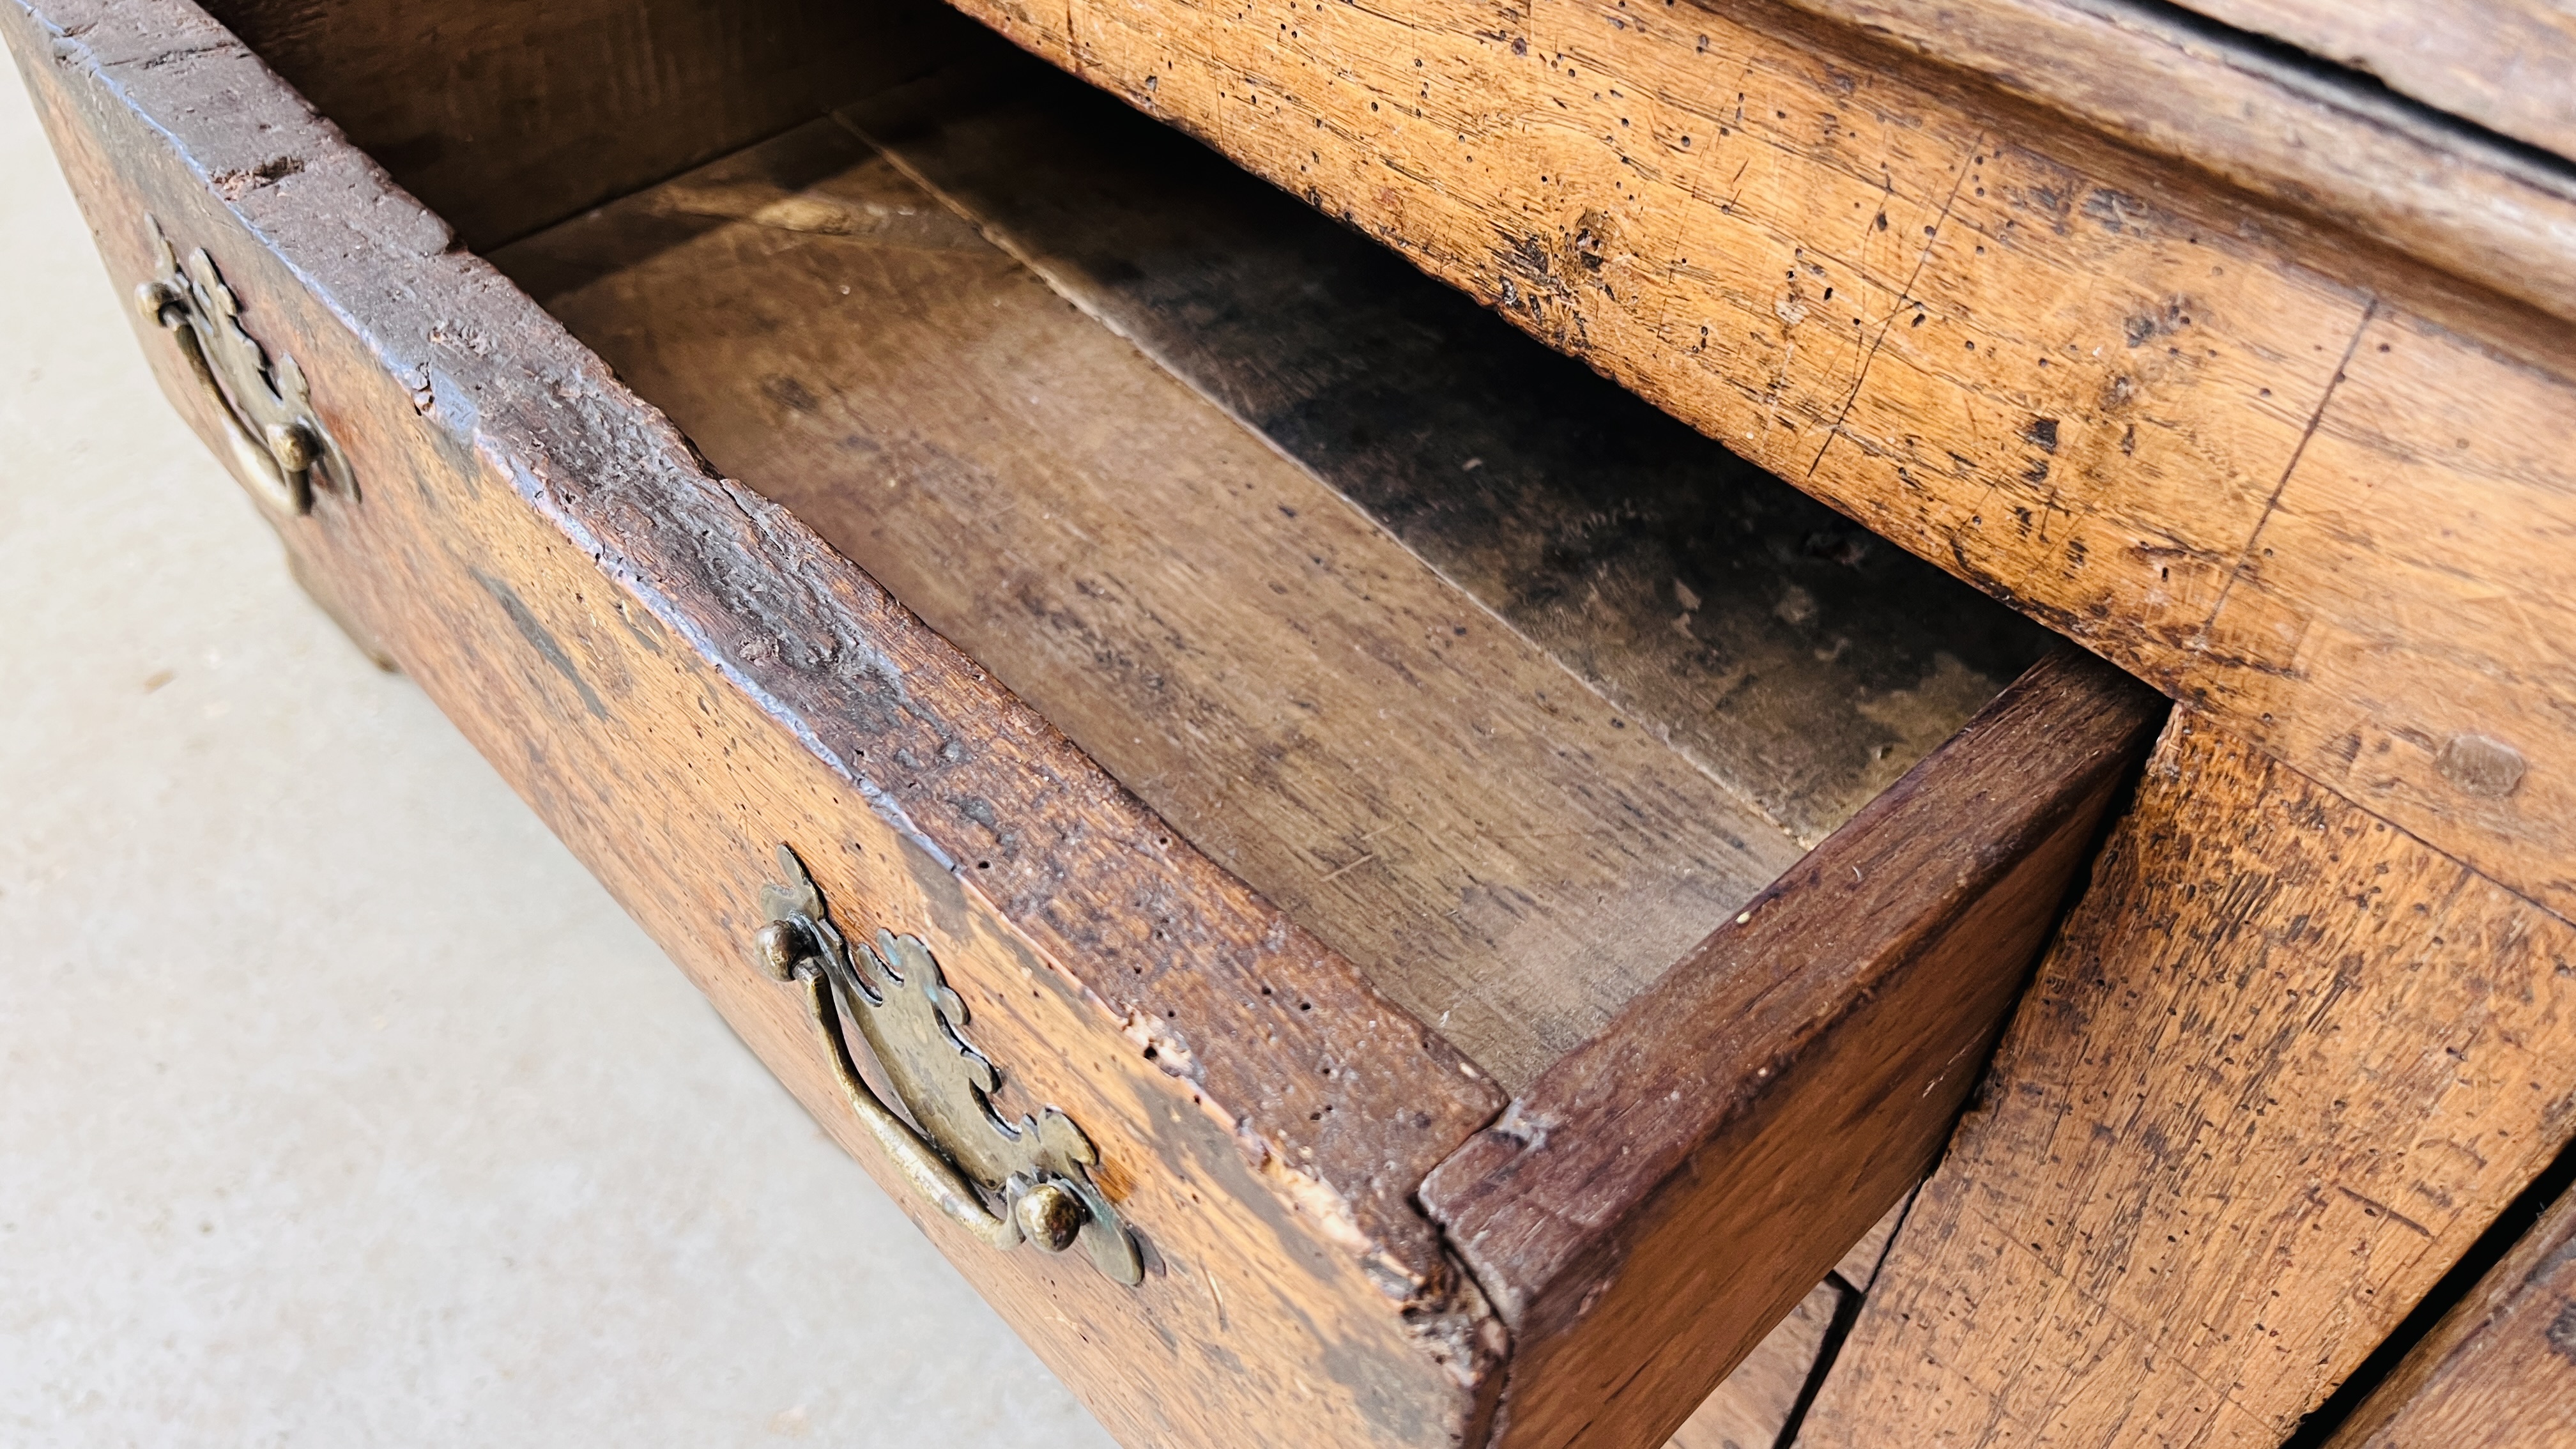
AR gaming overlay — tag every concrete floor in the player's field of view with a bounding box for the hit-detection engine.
[0,56,1112,1449]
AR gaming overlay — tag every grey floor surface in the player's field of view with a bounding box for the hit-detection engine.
[0,52,1116,1449]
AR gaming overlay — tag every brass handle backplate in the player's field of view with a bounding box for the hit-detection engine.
[756,846,1142,1287]
[134,216,352,516]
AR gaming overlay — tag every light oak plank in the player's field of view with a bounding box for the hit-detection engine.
[2326,1177,2576,1448]
[2172,0,2576,163]
[1800,712,2576,1448]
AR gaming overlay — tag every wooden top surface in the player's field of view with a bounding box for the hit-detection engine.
[1762,0,2576,328]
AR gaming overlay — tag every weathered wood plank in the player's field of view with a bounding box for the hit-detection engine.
[944,0,2576,927]
[831,56,2055,850]
[2194,309,2576,923]
[2168,0,2576,163]
[3,6,1510,1446]
[491,117,1809,1092]
[2326,1178,2576,1448]
[1767,0,2576,325]
[200,0,979,250]
[1799,712,2576,1448]
[1422,647,2164,1449]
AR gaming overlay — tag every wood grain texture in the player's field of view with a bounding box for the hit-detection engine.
[944,0,2576,928]
[1663,1192,1906,1449]
[830,55,2055,850]
[2,6,1512,1446]
[1667,1278,1843,1449]
[198,0,980,251]
[491,117,1805,1092]
[1767,0,2576,324]
[1800,711,2576,1449]
[2192,309,2576,927]
[2326,1181,2576,1448]
[2169,0,2576,164]
[1422,647,2165,1449]
[490,66,2052,1087]
[1832,1190,1913,1293]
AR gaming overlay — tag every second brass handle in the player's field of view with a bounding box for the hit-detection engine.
[758,914,1091,1254]
[134,216,349,516]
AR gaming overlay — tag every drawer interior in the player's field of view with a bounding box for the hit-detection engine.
[231,3,2053,1092]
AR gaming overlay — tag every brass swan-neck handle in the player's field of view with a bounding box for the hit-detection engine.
[133,217,351,516]
[755,846,1142,1287]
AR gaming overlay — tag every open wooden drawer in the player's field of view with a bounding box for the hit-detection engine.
[4,0,2165,1444]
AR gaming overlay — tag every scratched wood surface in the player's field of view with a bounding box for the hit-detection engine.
[944,0,2576,932]
[1799,712,2576,1448]
[491,85,2053,1085]
[1423,648,2164,1449]
[1,6,1516,1446]
[2324,1179,2576,1448]
[2166,0,2576,162]
[829,57,2054,850]
[10,1,2172,1444]
[1764,0,2576,325]
[494,118,1797,1092]
[469,38,2116,1440]
[58,0,2576,1444]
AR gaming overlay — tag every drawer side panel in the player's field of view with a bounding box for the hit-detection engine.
[1423,647,2164,1449]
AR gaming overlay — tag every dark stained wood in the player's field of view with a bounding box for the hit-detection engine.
[1664,1194,1910,1449]
[942,0,2576,930]
[1,5,1512,1446]
[831,57,2055,849]
[1421,647,2165,1449]
[2326,1180,2576,1448]
[2168,0,2576,164]
[1800,713,2576,1449]
[1659,1186,1906,1443]
[1668,1278,1844,1449]
[1830,1190,1913,1294]
[199,0,981,250]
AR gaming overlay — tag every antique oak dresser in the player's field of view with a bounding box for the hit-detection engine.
[9,0,2571,1444]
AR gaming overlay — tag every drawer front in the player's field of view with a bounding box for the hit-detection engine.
[1,5,1508,1448]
